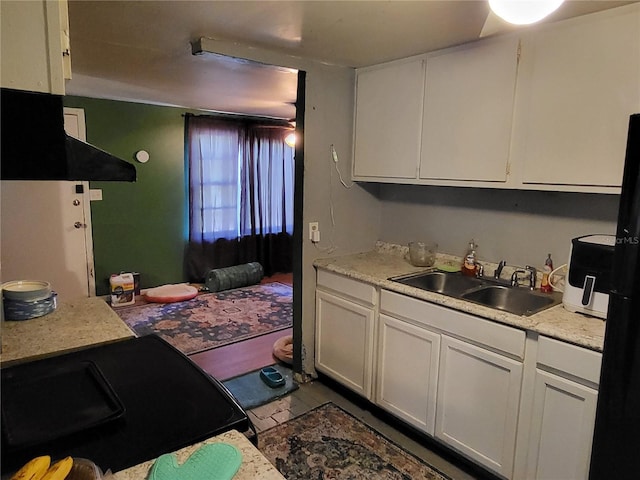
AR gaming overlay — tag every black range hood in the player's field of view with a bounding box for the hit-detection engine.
[1,88,136,182]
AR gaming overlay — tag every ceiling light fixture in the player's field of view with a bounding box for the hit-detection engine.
[488,0,564,25]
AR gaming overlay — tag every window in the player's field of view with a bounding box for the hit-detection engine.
[186,115,294,243]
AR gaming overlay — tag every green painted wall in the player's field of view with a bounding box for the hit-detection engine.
[63,96,191,295]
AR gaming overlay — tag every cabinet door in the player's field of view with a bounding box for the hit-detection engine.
[315,290,375,399]
[353,57,425,180]
[526,369,598,480]
[512,5,640,190]
[436,335,522,478]
[376,314,440,435]
[419,36,519,182]
[0,0,68,94]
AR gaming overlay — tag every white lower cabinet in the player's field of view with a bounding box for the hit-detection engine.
[525,370,597,480]
[315,271,377,399]
[436,335,523,478]
[376,313,440,434]
[315,274,602,479]
[378,289,525,478]
[523,336,601,480]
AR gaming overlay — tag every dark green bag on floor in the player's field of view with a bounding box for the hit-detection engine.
[205,262,264,292]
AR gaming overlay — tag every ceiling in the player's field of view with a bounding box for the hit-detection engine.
[66,0,634,119]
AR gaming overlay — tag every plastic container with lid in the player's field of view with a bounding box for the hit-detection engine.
[110,273,135,307]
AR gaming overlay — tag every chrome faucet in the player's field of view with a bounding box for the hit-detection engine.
[525,265,537,290]
[510,269,527,287]
[511,266,537,289]
[494,260,507,279]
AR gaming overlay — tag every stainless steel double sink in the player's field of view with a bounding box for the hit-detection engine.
[391,270,562,316]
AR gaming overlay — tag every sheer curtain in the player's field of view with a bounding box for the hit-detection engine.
[185,115,294,281]
[188,117,241,243]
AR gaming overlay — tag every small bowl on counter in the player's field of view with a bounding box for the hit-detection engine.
[2,280,57,321]
[2,280,52,302]
[3,293,57,321]
[407,241,438,267]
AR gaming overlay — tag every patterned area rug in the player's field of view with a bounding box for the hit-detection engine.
[115,282,292,355]
[258,402,451,480]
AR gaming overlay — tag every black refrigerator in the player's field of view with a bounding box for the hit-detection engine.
[589,113,640,479]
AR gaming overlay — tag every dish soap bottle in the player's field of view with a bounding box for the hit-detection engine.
[461,240,478,277]
[540,254,554,293]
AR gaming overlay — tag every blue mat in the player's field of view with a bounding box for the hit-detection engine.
[222,364,298,410]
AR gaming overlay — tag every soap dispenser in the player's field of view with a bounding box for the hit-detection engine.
[540,254,554,293]
[461,240,478,277]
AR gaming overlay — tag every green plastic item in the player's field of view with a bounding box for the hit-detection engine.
[149,443,242,480]
[435,263,461,273]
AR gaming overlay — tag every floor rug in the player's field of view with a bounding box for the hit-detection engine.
[223,363,298,410]
[258,402,451,480]
[115,282,292,355]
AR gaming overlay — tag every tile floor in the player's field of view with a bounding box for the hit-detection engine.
[247,378,486,480]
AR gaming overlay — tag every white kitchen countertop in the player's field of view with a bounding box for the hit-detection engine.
[1,296,135,366]
[111,430,284,480]
[313,242,605,352]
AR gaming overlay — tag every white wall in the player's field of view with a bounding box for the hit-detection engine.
[300,65,381,375]
[377,184,619,271]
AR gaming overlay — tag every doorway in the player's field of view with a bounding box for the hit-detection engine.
[188,70,306,381]
[0,108,96,301]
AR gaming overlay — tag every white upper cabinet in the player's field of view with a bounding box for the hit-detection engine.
[351,3,639,193]
[420,36,519,183]
[1,0,71,95]
[511,4,640,192]
[353,57,425,180]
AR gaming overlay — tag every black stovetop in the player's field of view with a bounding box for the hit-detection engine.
[1,335,248,474]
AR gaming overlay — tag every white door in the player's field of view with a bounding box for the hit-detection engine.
[435,335,523,478]
[376,313,440,435]
[526,369,598,480]
[419,36,519,182]
[353,57,425,179]
[315,289,375,399]
[0,108,95,300]
[512,5,640,188]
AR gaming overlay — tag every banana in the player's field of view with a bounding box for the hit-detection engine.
[10,456,51,480]
[41,457,73,480]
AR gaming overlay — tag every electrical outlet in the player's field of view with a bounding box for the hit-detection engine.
[309,222,319,241]
[89,189,103,201]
